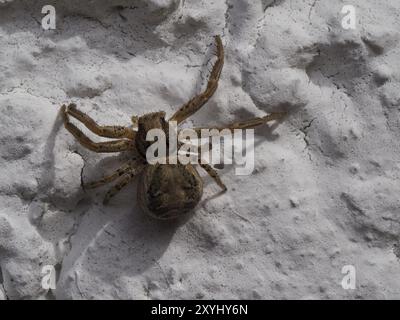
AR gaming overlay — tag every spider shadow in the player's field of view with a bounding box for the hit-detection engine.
[80,152,132,189]
[199,107,287,198]
[29,109,94,244]
[33,109,176,287]
[233,107,284,142]
[63,153,191,285]
[38,109,64,196]
[198,108,286,190]
[57,179,191,296]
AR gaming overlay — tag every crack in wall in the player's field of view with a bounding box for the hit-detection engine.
[308,0,319,23]
[223,0,232,38]
[70,149,86,189]
[263,0,280,12]
[299,117,317,161]
[254,0,283,50]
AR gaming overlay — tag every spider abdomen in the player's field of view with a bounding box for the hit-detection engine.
[138,163,203,220]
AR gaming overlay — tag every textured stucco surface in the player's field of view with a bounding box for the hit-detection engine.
[0,0,400,299]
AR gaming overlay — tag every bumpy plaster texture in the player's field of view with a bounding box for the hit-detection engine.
[0,0,400,299]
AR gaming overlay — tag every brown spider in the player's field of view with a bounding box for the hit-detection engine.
[61,36,285,220]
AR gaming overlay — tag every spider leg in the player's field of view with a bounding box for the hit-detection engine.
[169,35,224,124]
[193,112,287,135]
[62,105,134,153]
[84,159,141,189]
[64,103,136,139]
[199,161,227,192]
[103,166,144,204]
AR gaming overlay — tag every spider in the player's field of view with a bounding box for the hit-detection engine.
[61,36,285,220]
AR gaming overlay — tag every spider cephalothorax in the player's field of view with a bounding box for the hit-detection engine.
[61,36,285,219]
[136,111,168,157]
